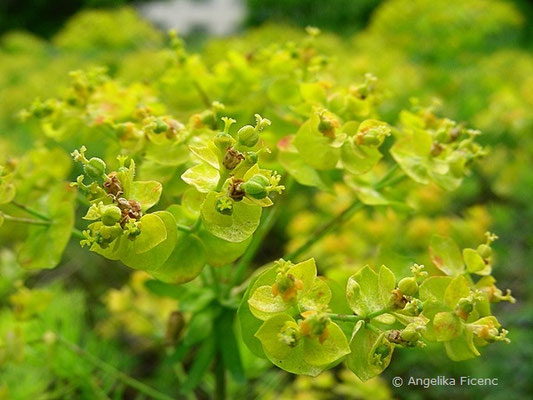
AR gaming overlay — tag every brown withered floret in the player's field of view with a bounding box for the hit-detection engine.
[165,311,185,347]
[117,197,142,226]
[391,289,409,310]
[430,142,444,157]
[223,147,245,170]
[386,329,403,344]
[228,178,245,201]
[450,127,461,141]
[103,172,123,197]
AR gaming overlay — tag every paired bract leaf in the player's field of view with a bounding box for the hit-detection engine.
[433,311,463,341]
[463,248,491,275]
[18,184,76,270]
[345,320,394,381]
[341,141,382,175]
[293,114,339,170]
[255,314,322,376]
[419,276,453,340]
[197,228,251,267]
[129,181,163,211]
[444,275,470,309]
[299,279,332,311]
[119,211,178,272]
[429,235,465,276]
[181,163,219,193]
[201,191,261,242]
[150,231,206,283]
[247,258,318,320]
[189,145,220,170]
[238,266,279,358]
[129,213,167,254]
[340,119,389,176]
[302,321,350,366]
[346,265,395,317]
[255,314,349,376]
[248,286,293,320]
[278,136,330,190]
[444,325,480,361]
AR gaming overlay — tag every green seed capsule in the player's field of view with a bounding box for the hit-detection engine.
[435,129,449,143]
[101,205,122,226]
[242,174,270,199]
[400,324,421,342]
[153,119,169,134]
[318,119,335,138]
[361,135,381,146]
[246,151,258,164]
[237,125,259,147]
[84,157,106,179]
[200,110,216,128]
[398,277,418,296]
[477,244,492,259]
[457,298,474,314]
[214,132,235,151]
[99,224,122,241]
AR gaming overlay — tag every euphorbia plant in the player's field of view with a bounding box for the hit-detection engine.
[0,27,514,399]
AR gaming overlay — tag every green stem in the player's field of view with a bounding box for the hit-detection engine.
[177,224,193,233]
[365,322,382,334]
[0,337,44,350]
[231,177,294,287]
[374,164,399,189]
[329,314,363,323]
[329,308,389,324]
[208,265,221,297]
[284,166,405,261]
[216,169,229,192]
[12,201,51,221]
[1,212,51,226]
[57,335,174,400]
[192,80,212,109]
[192,217,202,233]
[72,228,85,240]
[285,201,364,261]
[77,193,91,207]
[375,172,407,190]
[214,354,226,400]
[367,308,390,319]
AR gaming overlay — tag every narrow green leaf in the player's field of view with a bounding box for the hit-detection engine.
[180,337,216,393]
[217,310,245,383]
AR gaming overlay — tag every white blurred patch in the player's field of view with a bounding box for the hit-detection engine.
[138,0,245,36]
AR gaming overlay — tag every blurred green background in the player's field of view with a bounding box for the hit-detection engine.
[1,0,532,399]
